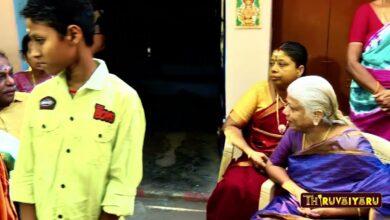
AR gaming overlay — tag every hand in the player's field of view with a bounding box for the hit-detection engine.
[99,211,119,220]
[305,208,341,218]
[294,188,308,207]
[374,90,390,110]
[248,151,268,168]
[297,207,321,218]
[296,191,333,218]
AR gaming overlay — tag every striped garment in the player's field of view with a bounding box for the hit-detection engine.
[350,22,390,140]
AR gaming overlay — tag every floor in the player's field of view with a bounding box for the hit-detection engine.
[136,85,223,208]
[127,197,206,220]
[140,130,221,197]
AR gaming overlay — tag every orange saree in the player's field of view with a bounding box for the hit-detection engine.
[0,155,18,220]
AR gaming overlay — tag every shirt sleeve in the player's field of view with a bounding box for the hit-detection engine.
[101,92,146,216]
[230,81,267,124]
[356,136,375,154]
[270,129,297,168]
[349,4,370,43]
[9,94,36,204]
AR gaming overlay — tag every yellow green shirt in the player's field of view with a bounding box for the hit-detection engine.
[230,80,273,124]
[10,60,146,219]
[0,92,29,139]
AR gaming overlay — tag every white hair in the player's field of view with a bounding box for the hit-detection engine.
[287,75,351,125]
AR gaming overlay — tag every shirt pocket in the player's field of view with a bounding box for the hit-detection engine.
[30,113,62,136]
[30,113,63,178]
[87,124,116,167]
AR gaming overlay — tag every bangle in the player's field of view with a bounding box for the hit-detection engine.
[357,208,361,218]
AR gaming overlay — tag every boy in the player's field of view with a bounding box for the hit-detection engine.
[10,0,146,219]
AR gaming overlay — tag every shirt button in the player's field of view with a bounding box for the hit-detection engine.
[70,116,74,121]
[58,214,63,219]
[66,149,71,153]
[61,184,65,188]
[42,124,46,129]
[98,134,102,138]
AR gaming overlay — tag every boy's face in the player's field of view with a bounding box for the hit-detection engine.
[26,18,76,75]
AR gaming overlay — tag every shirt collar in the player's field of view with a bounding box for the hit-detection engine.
[14,92,28,102]
[56,58,109,91]
[81,59,109,91]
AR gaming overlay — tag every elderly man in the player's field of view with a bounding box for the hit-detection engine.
[0,52,22,220]
[0,51,28,139]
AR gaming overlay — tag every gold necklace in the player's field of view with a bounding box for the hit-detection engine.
[30,72,36,86]
[302,125,332,150]
[276,93,287,134]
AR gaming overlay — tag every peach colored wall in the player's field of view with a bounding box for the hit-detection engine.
[0,0,22,72]
[225,0,272,115]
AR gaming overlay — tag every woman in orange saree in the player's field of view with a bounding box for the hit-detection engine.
[207,41,307,220]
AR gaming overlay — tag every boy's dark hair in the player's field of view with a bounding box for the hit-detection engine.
[278,41,308,73]
[21,0,95,46]
[21,34,30,56]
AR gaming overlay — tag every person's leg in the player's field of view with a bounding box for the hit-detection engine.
[207,165,267,220]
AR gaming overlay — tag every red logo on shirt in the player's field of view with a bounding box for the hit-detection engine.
[93,104,115,124]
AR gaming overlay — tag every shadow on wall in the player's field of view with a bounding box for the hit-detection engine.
[307,56,351,115]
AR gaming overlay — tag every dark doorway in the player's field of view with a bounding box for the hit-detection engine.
[98,0,224,133]
[94,0,224,198]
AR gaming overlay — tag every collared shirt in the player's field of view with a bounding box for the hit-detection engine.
[10,59,146,219]
[0,92,29,139]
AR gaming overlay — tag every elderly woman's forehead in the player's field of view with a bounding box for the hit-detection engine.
[0,58,12,73]
[0,64,12,73]
[0,56,9,62]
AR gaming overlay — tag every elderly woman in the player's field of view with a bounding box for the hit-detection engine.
[252,76,390,220]
[207,41,307,220]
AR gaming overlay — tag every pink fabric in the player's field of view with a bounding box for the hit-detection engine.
[350,108,390,140]
[349,3,383,46]
[367,68,390,88]
[13,71,52,93]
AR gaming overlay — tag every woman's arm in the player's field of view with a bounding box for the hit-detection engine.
[223,115,268,168]
[265,160,307,199]
[306,207,369,218]
[346,43,385,94]
[266,161,369,218]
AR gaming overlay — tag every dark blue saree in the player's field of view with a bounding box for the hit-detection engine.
[252,129,390,219]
